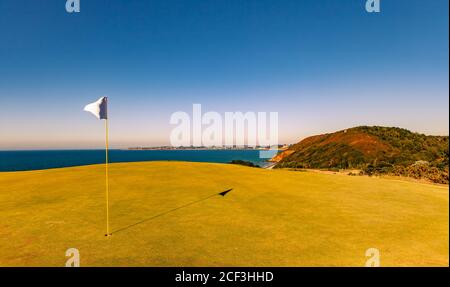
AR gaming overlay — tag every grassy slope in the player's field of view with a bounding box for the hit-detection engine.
[0,161,448,266]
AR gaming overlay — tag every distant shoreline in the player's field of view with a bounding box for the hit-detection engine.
[127,147,284,151]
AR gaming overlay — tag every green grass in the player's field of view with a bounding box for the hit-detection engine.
[0,161,448,266]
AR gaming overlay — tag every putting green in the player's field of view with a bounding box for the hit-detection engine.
[0,161,448,266]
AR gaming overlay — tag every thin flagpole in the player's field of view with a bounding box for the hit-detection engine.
[105,119,110,237]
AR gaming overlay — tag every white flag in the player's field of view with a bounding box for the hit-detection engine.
[84,97,108,119]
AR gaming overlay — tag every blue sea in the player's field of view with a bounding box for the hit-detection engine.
[0,150,269,172]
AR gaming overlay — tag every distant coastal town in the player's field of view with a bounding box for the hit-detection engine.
[128,145,290,151]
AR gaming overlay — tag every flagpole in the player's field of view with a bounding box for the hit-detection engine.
[105,118,110,237]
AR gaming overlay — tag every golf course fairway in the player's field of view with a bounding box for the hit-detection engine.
[0,161,448,266]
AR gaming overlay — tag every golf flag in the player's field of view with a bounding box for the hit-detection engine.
[84,97,108,119]
[84,96,111,237]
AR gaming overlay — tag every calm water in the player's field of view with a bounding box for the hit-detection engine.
[0,150,268,172]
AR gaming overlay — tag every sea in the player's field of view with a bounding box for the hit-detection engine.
[0,150,270,172]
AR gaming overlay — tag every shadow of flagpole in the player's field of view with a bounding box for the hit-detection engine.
[111,188,233,235]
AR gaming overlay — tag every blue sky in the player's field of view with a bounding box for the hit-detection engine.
[0,0,448,149]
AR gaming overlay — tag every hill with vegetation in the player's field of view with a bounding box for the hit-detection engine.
[274,126,449,184]
[229,160,260,168]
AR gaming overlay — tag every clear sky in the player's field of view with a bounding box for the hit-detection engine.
[0,0,448,149]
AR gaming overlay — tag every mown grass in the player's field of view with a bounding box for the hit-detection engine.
[0,161,448,266]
